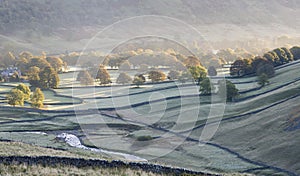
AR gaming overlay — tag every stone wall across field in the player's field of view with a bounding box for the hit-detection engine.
[0,156,218,176]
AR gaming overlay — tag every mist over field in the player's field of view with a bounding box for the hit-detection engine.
[1,0,300,53]
[1,1,300,176]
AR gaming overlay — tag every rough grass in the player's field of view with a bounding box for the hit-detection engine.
[0,142,250,176]
[0,163,166,176]
[0,141,109,160]
[0,163,252,176]
[0,141,254,176]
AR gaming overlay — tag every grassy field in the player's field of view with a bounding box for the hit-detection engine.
[0,142,185,176]
[0,61,300,175]
[212,97,300,175]
[0,164,164,176]
[0,142,254,176]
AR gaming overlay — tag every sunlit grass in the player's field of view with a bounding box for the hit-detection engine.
[0,141,108,160]
[0,163,165,176]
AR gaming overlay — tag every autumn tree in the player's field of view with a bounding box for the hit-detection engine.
[268,51,281,66]
[184,56,201,67]
[281,47,293,62]
[263,52,276,64]
[230,59,244,76]
[199,77,215,95]
[16,57,29,74]
[116,72,132,85]
[290,46,300,60]
[15,83,31,100]
[257,73,269,87]
[188,66,207,83]
[77,70,94,86]
[96,65,111,85]
[19,51,33,60]
[242,58,254,75]
[218,80,239,102]
[39,66,60,89]
[148,70,166,82]
[230,59,250,76]
[251,56,269,73]
[273,48,289,64]
[7,88,25,107]
[27,58,51,71]
[133,74,146,88]
[30,88,44,108]
[256,62,275,77]
[46,57,64,72]
[27,66,40,87]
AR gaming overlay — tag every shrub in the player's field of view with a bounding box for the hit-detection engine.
[136,136,153,141]
[148,70,166,82]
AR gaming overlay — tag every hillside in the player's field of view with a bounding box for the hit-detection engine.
[0,0,300,54]
[0,2,300,175]
[1,0,300,32]
[1,0,300,39]
[212,96,300,174]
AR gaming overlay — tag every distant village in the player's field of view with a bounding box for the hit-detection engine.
[0,67,21,82]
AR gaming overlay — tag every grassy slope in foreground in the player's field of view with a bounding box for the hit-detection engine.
[0,141,253,176]
[0,141,189,176]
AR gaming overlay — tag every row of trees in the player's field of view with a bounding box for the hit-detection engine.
[28,66,60,89]
[60,48,226,73]
[0,51,66,74]
[76,63,208,86]
[230,46,300,88]
[76,68,166,87]
[6,84,44,108]
[77,56,238,101]
[0,51,62,89]
[230,46,300,78]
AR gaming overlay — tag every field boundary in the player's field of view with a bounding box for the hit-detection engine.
[0,156,217,176]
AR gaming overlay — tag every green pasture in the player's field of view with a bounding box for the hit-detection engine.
[0,61,300,175]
